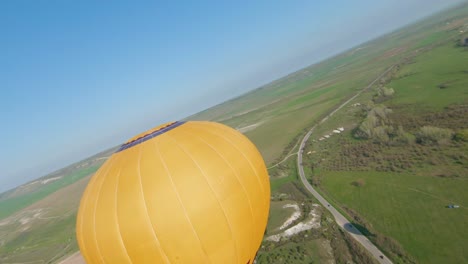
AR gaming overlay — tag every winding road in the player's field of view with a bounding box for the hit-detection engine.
[296,66,395,264]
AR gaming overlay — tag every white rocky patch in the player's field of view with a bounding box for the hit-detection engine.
[266,204,321,242]
[19,217,31,225]
[41,177,62,184]
[236,122,263,133]
[279,204,301,230]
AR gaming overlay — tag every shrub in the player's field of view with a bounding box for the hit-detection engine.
[393,125,416,145]
[354,104,393,142]
[437,83,448,89]
[373,126,391,144]
[351,178,365,187]
[374,86,395,102]
[380,86,395,97]
[370,105,392,124]
[416,126,454,145]
[363,100,375,112]
[310,175,321,187]
[354,114,378,139]
[454,129,468,142]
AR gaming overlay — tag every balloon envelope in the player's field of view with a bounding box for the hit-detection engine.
[76,121,270,263]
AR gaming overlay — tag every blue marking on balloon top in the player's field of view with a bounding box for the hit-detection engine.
[116,121,186,152]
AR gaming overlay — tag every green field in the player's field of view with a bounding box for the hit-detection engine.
[0,165,101,220]
[267,200,299,234]
[189,4,468,263]
[256,239,335,264]
[0,149,113,263]
[389,45,468,111]
[321,171,468,264]
[187,34,396,165]
[301,8,468,263]
[187,3,468,166]
[269,159,300,192]
[0,174,92,263]
[0,213,78,263]
[0,147,116,222]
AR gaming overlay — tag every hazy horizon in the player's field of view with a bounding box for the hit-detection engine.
[1,0,465,193]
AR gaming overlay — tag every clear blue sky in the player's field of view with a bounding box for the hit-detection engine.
[0,0,464,192]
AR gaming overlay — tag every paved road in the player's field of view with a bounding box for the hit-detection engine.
[296,67,395,264]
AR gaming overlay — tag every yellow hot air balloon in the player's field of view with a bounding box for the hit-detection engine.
[76,121,270,264]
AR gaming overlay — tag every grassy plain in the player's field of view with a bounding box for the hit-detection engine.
[0,148,113,263]
[256,239,335,264]
[188,3,468,264]
[321,171,468,264]
[389,45,468,111]
[302,6,468,263]
[187,34,400,165]
[0,175,91,263]
[0,146,116,222]
[267,200,299,233]
[269,159,299,192]
[187,4,468,165]
[0,165,100,220]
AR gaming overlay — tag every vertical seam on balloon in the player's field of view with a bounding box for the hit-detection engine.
[193,122,269,259]
[92,157,117,264]
[153,139,211,263]
[165,133,239,264]
[179,127,255,260]
[195,123,267,200]
[78,171,102,261]
[113,167,133,263]
[136,146,171,263]
[207,122,267,197]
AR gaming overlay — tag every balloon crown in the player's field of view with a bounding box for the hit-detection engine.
[117,121,185,152]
